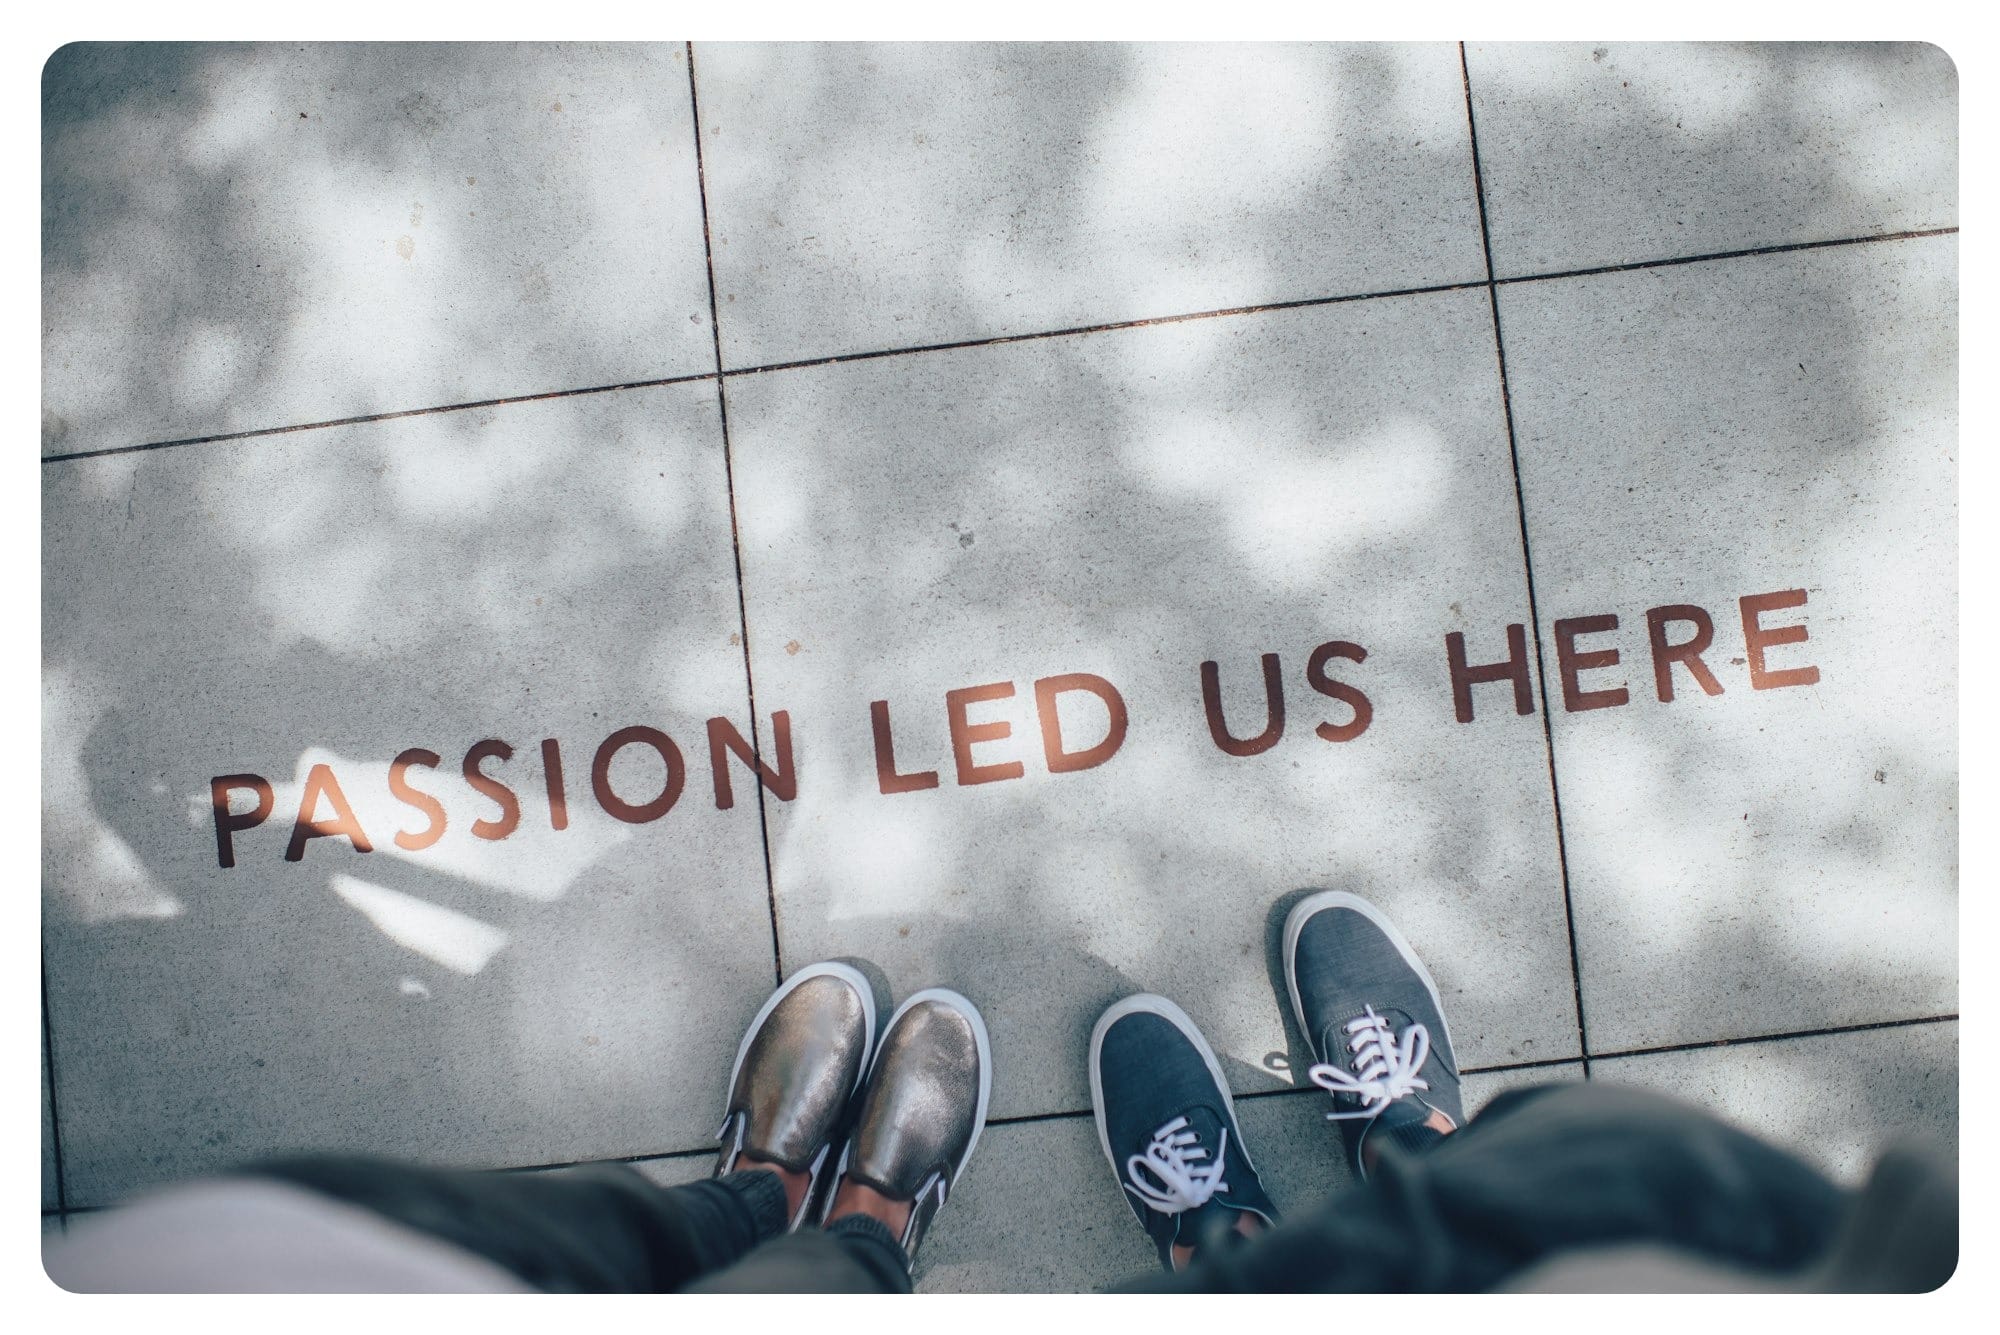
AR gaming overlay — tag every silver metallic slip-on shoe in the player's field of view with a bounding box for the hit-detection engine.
[824,987,991,1265]
[716,961,877,1229]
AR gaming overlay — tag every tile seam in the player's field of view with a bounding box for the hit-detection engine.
[62,1013,1952,1199]
[714,279,1491,379]
[41,948,69,1215]
[1459,40,1594,1077]
[39,371,719,464]
[969,1012,1961,1133]
[1588,1012,1959,1064]
[685,43,786,991]
[1491,226,1958,288]
[40,231,1955,467]
[499,1143,720,1175]
[716,231,1956,379]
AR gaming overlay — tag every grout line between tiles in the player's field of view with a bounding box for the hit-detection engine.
[1491,227,1958,288]
[41,950,69,1215]
[61,1013,1951,1198]
[971,1013,1960,1132]
[491,1054,1606,1172]
[685,41,785,991]
[39,230,1955,468]
[713,280,1491,379]
[1587,1013,1958,1064]
[501,1142,719,1176]
[39,371,718,464]
[710,229,1957,381]
[977,1057,1589,1131]
[1459,42,1593,1077]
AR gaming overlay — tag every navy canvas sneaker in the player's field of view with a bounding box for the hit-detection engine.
[1283,890,1464,1179]
[1090,994,1278,1271]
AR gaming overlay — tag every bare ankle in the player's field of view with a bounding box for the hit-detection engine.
[1360,1109,1458,1175]
[1169,1211,1266,1270]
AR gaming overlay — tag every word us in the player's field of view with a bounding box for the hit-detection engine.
[209,587,1817,868]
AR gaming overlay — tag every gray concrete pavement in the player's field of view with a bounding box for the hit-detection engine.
[42,41,1956,1290]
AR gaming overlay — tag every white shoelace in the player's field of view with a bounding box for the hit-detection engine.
[1124,1115,1229,1214]
[1308,1005,1431,1121]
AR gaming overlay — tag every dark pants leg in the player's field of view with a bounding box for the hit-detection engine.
[1121,1081,1848,1293]
[686,1216,913,1294]
[254,1155,902,1292]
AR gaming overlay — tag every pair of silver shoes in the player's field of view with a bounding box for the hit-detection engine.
[714,963,991,1265]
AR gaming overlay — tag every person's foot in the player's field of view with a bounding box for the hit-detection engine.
[1283,890,1464,1179]
[716,961,877,1229]
[822,988,991,1266]
[1090,994,1278,1271]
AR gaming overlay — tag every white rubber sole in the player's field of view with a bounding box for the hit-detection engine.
[1088,992,1257,1180]
[723,960,879,1120]
[1282,890,1455,1060]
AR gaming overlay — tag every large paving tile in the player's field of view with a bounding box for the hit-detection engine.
[43,42,715,457]
[924,1064,1581,1292]
[729,289,1581,1124]
[1595,1021,1957,1184]
[695,42,1486,368]
[1500,237,1956,1051]
[920,1115,1156,1292]
[1465,42,1957,277]
[42,384,775,1206]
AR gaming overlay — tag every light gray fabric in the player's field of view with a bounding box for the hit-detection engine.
[44,1179,530,1293]
[1503,1244,1783,1293]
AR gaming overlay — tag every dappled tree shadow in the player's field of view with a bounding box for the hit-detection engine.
[42,43,1954,1288]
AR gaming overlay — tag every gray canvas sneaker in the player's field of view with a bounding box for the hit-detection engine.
[716,961,877,1229]
[1090,993,1279,1270]
[1283,890,1464,1179]
[823,988,991,1266]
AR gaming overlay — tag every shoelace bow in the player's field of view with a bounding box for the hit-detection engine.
[1124,1115,1229,1214]
[1307,1005,1431,1121]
